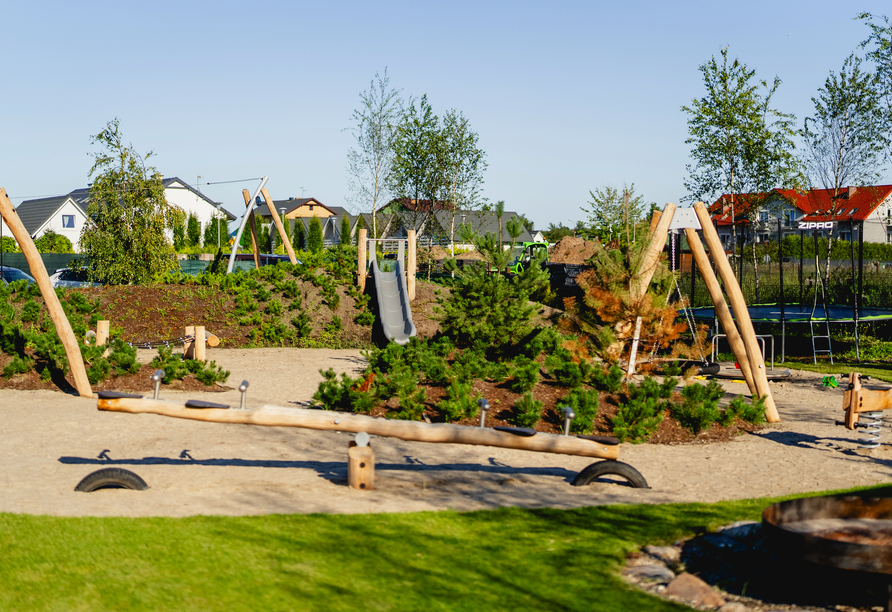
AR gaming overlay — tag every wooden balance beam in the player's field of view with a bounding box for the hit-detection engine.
[96,394,620,460]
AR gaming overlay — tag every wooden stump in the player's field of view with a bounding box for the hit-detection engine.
[348,443,375,490]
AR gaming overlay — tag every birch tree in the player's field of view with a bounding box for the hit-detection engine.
[437,109,487,255]
[346,70,403,239]
[801,54,886,287]
[682,48,799,258]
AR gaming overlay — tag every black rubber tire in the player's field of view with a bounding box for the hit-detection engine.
[571,460,649,489]
[74,468,149,492]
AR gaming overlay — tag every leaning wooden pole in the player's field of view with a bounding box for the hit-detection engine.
[631,202,675,301]
[261,188,297,265]
[97,396,620,460]
[685,227,757,395]
[0,188,92,397]
[241,189,261,269]
[693,202,780,423]
[357,228,368,292]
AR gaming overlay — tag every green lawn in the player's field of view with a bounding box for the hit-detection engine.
[1,489,879,612]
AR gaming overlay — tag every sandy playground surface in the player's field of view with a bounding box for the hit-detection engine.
[1,348,891,517]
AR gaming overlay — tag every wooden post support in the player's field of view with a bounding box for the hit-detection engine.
[96,320,109,347]
[357,228,368,292]
[407,229,416,302]
[693,202,780,423]
[648,210,663,237]
[184,326,195,359]
[261,188,297,265]
[685,227,757,395]
[194,326,206,362]
[348,442,375,490]
[0,188,93,397]
[241,189,261,269]
[632,202,676,301]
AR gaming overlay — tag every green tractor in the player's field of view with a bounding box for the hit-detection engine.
[507,241,549,274]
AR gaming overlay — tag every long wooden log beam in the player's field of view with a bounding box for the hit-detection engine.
[632,202,675,301]
[0,188,93,397]
[693,202,780,423]
[261,188,297,265]
[97,397,620,460]
[685,227,757,394]
[241,189,261,269]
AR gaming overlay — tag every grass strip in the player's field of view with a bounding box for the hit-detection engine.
[3,489,874,612]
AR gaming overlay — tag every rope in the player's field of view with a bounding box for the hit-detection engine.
[122,335,194,350]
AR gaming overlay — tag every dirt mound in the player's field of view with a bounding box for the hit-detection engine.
[455,250,483,260]
[549,236,601,264]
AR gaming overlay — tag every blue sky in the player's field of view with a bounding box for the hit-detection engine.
[3,0,891,229]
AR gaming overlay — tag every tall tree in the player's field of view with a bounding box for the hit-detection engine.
[187,212,201,247]
[682,48,799,253]
[293,220,306,251]
[582,183,651,245]
[80,119,177,284]
[437,109,487,255]
[340,215,352,246]
[346,69,403,239]
[389,95,443,233]
[858,12,892,161]
[801,54,886,286]
[307,216,323,253]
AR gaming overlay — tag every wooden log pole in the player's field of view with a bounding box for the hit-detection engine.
[648,209,663,237]
[241,189,261,269]
[0,188,92,397]
[685,228,757,394]
[407,229,416,302]
[348,443,375,490]
[194,326,206,362]
[632,202,676,301]
[693,202,780,423]
[184,325,195,359]
[261,188,297,265]
[206,332,220,347]
[357,228,368,292]
[96,320,109,347]
[97,397,621,460]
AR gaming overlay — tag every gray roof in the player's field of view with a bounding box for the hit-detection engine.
[161,177,236,219]
[15,194,87,235]
[431,210,533,243]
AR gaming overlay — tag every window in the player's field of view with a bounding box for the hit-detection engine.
[62,215,74,228]
[759,211,769,222]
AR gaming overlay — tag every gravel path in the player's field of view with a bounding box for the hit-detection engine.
[1,349,889,517]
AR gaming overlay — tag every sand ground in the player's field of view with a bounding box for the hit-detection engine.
[1,348,890,517]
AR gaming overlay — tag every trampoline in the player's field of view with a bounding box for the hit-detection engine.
[690,304,892,324]
[689,304,892,363]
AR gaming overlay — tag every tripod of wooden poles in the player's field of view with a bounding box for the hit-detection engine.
[635,202,780,424]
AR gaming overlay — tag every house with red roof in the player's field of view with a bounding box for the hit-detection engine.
[708,185,892,247]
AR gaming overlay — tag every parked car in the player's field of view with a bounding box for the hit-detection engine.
[0,266,36,285]
[49,267,97,288]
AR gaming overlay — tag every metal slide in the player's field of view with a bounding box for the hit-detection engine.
[370,258,416,345]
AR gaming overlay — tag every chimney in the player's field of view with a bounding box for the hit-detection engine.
[849,186,858,198]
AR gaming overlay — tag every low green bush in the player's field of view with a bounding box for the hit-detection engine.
[670,380,725,434]
[612,376,675,443]
[513,392,543,428]
[562,387,600,434]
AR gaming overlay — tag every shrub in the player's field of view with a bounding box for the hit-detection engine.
[611,376,675,443]
[723,394,767,426]
[3,355,32,378]
[513,392,543,428]
[545,349,592,387]
[562,387,600,434]
[509,356,539,393]
[670,380,725,434]
[149,346,229,386]
[438,379,482,422]
[590,364,625,393]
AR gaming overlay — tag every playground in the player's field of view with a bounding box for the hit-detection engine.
[0,347,889,518]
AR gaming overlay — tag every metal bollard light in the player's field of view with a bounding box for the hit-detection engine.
[238,380,249,410]
[561,406,575,436]
[477,398,490,428]
[151,369,165,400]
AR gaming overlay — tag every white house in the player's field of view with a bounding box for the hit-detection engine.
[4,177,235,252]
